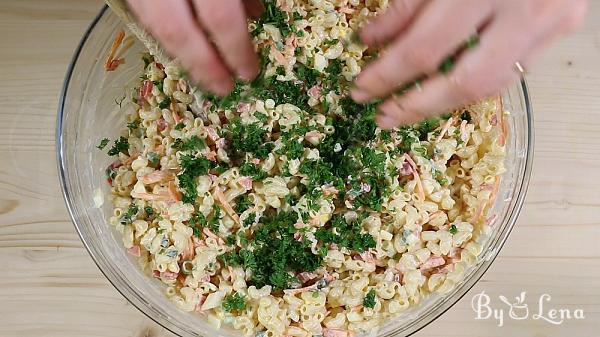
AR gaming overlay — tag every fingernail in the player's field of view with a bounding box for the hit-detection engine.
[239,67,258,81]
[351,87,371,102]
[379,100,402,116]
[212,80,233,96]
[376,113,399,129]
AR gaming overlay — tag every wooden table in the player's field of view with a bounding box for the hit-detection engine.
[1,1,599,336]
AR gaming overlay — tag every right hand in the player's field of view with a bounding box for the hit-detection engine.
[127,0,264,95]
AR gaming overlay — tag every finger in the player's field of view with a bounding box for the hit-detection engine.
[376,16,533,128]
[128,0,233,95]
[359,0,427,46]
[193,0,260,80]
[352,0,492,102]
[243,0,265,18]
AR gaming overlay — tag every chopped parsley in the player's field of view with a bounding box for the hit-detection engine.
[315,215,376,253]
[127,119,140,131]
[254,111,268,123]
[324,38,339,46]
[97,138,110,150]
[178,155,214,203]
[158,97,171,109]
[243,213,256,227]
[152,80,163,92]
[363,289,376,309]
[239,162,267,181]
[236,194,252,213]
[174,122,185,130]
[277,138,305,159]
[189,211,208,237]
[219,211,322,290]
[119,204,138,225]
[144,206,154,217]
[229,121,274,159]
[107,136,129,156]
[172,135,206,152]
[449,224,458,235]
[222,292,246,313]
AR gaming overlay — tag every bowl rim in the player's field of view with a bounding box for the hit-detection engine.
[56,5,535,337]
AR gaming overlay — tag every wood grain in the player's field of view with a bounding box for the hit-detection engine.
[0,1,599,336]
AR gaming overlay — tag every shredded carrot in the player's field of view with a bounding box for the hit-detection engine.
[167,181,182,202]
[105,30,125,71]
[121,154,139,166]
[283,274,335,295]
[214,187,240,225]
[202,227,225,245]
[113,35,135,61]
[404,154,425,202]
[172,110,183,124]
[180,236,195,260]
[140,170,176,184]
[435,117,454,143]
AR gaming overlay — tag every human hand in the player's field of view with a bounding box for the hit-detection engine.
[350,0,588,128]
[127,0,264,96]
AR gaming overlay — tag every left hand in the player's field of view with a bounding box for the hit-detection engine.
[350,0,588,128]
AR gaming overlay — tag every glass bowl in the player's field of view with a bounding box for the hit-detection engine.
[57,6,534,337]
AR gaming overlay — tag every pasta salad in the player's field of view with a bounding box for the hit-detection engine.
[99,1,507,336]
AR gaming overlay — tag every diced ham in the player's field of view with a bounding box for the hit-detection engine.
[236,102,251,114]
[305,130,324,145]
[192,237,205,247]
[323,328,349,337]
[156,118,168,132]
[308,86,321,99]
[438,264,455,274]
[449,248,462,260]
[194,294,207,312]
[420,256,446,271]
[399,161,413,176]
[127,245,141,257]
[206,127,220,142]
[354,251,375,263]
[139,80,153,102]
[272,48,287,65]
[206,151,217,162]
[162,271,179,281]
[360,182,371,193]
[215,138,226,149]
[394,271,403,283]
[238,176,253,191]
[323,186,339,196]
[276,0,291,12]
[490,114,498,126]
[297,272,317,284]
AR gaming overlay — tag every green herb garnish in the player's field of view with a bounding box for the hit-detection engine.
[97,138,110,150]
[222,292,246,313]
[107,136,129,156]
[363,289,376,309]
